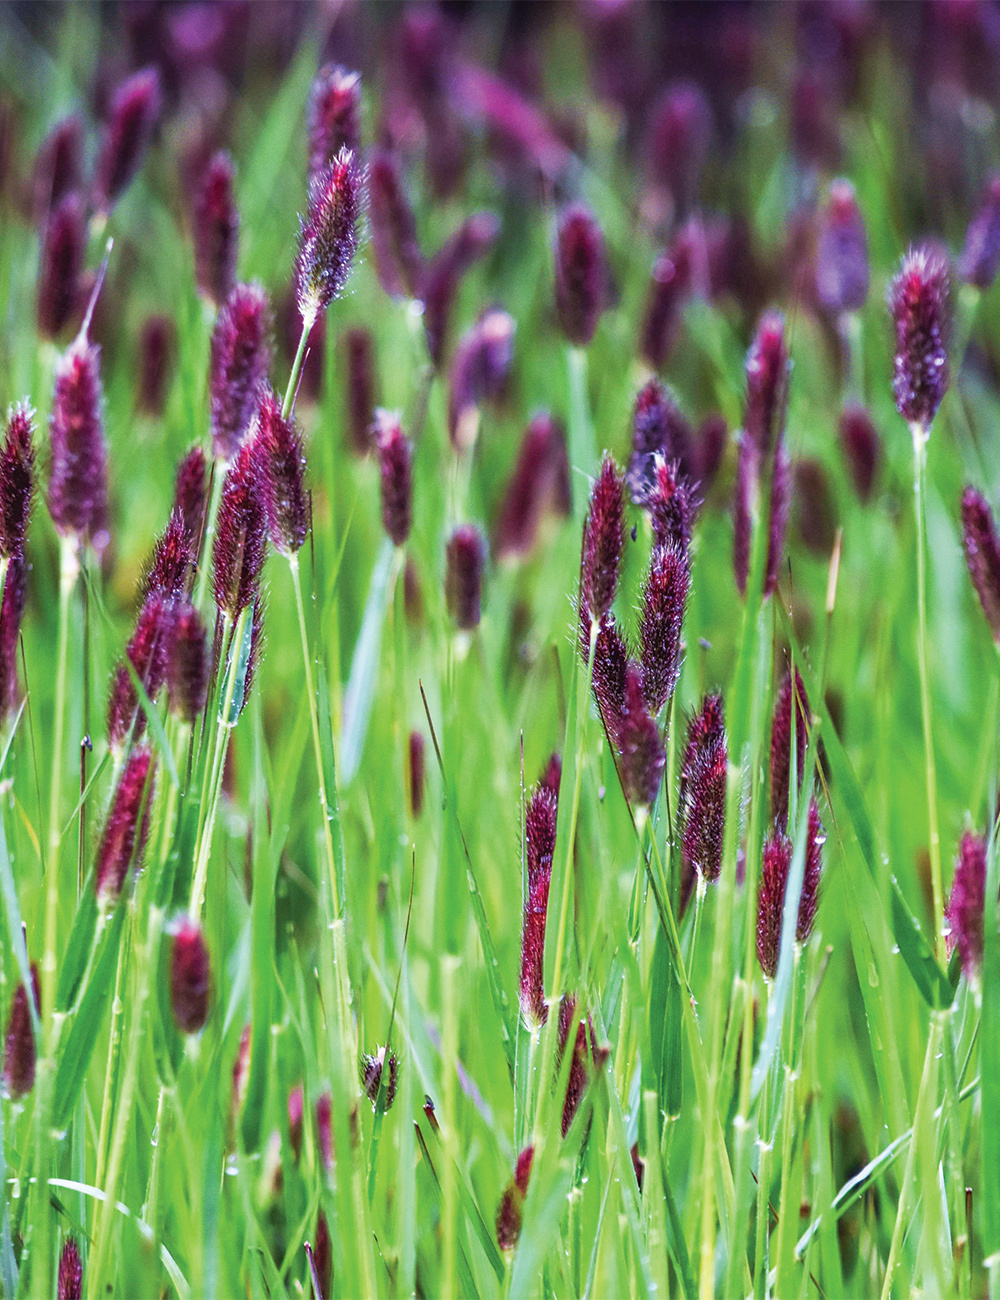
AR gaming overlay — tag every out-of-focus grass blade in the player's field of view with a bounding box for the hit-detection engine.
[0,1006,16,1298]
[889,879,954,1009]
[316,665,347,913]
[55,870,98,1011]
[0,810,40,1043]
[340,536,395,785]
[60,746,109,840]
[224,607,255,725]
[648,925,682,1122]
[122,653,179,789]
[413,1121,481,1298]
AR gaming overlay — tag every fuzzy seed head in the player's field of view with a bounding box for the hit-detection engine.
[765,445,791,598]
[173,446,208,549]
[209,282,271,463]
[93,67,161,216]
[591,614,629,742]
[312,1210,332,1300]
[212,439,268,619]
[57,1237,82,1300]
[0,556,27,724]
[961,486,1000,642]
[166,599,209,725]
[628,379,694,497]
[581,454,625,626]
[32,114,83,219]
[645,81,712,209]
[256,385,308,555]
[838,403,880,503]
[496,1145,534,1251]
[757,802,824,979]
[447,308,515,450]
[555,202,607,348]
[107,593,172,749]
[619,664,666,809]
[888,245,951,433]
[3,962,39,1099]
[37,190,85,340]
[409,730,425,817]
[316,1091,333,1171]
[170,916,211,1033]
[422,211,500,367]
[144,511,194,601]
[48,340,109,552]
[0,403,35,561]
[295,148,364,326]
[520,775,559,1025]
[343,327,377,453]
[733,434,756,598]
[230,1024,251,1129]
[640,236,694,371]
[375,410,413,546]
[361,1045,399,1111]
[95,747,154,901]
[445,524,486,630]
[960,175,1000,289]
[495,412,571,559]
[745,310,789,456]
[794,458,837,557]
[308,65,362,181]
[946,831,988,978]
[639,542,690,717]
[288,1083,304,1162]
[193,150,239,308]
[770,667,809,830]
[368,148,423,301]
[645,456,697,553]
[137,314,176,417]
[557,997,607,1138]
[679,694,727,895]
[815,178,869,314]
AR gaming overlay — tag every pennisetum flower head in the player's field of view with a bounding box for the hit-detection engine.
[173,446,208,549]
[644,80,712,213]
[368,148,423,301]
[287,1083,304,1162]
[107,592,172,750]
[209,282,271,463]
[815,178,869,315]
[557,996,608,1137]
[959,175,1000,290]
[679,694,727,906]
[591,613,629,742]
[961,486,1000,643]
[554,202,607,349]
[137,314,176,417]
[580,454,625,628]
[255,385,308,555]
[496,1145,534,1251]
[520,768,559,1026]
[0,557,27,724]
[838,403,880,504]
[166,599,209,725]
[32,114,83,220]
[409,730,425,818]
[3,961,39,1098]
[170,916,211,1033]
[48,319,109,555]
[756,800,824,979]
[295,147,364,328]
[315,1091,333,1170]
[374,409,413,547]
[144,510,195,600]
[887,245,951,435]
[770,666,810,830]
[733,434,756,598]
[57,1236,83,1300]
[311,1210,332,1300]
[37,190,85,340]
[308,65,362,181]
[361,1045,399,1110]
[447,308,515,450]
[212,438,268,620]
[627,379,693,499]
[445,524,486,631]
[193,151,239,308]
[618,664,666,810]
[744,310,790,457]
[764,445,791,598]
[639,542,690,717]
[95,747,155,902]
[639,231,695,372]
[495,412,571,559]
[422,211,500,368]
[343,327,377,453]
[946,831,988,979]
[93,67,161,217]
[0,403,35,561]
[645,456,697,552]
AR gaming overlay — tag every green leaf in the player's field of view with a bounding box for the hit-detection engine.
[55,874,98,1012]
[340,536,395,785]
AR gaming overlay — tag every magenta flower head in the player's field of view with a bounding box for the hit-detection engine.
[137,314,176,417]
[520,771,559,1025]
[93,67,161,217]
[287,1083,304,1162]
[793,459,837,557]
[580,454,626,628]
[445,524,486,631]
[295,148,364,328]
[554,202,607,348]
[591,614,629,742]
[628,379,693,499]
[3,961,39,1098]
[374,409,412,547]
[838,403,880,503]
[212,438,268,620]
[763,445,791,598]
[557,996,608,1137]
[815,178,869,315]
[645,457,698,553]
[95,747,154,901]
[960,176,1000,289]
[645,81,712,213]
[343,327,377,453]
[447,308,515,451]
[37,190,85,340]
[639,237,694,372]
[48,329,109,554]
[745,310,790,456]
[32,114,84,219]
[311,1210,332,1300]
[209,282,271,463]
[679,694,727,903]
[173,445,207,548]
[619,664,666,810]
[0,403,35,561]
[888,245,951,434]
[361,1045,399,1110]
[0,557,27,723]
[107,593,172,750]
[733,435,755,598]
[57,1236,83,1300]
[170,915,211,1033]
[639,542,690,717]
[409,730,425,818]
[368,148,423,301]
[961,486,1000,642]
[308,65,362,181]
[316,1091,333,1169]
[144,511,195,600]
[422,211,500,368]
[771,666,809,830]
[193,150,239,308]
[496,1145,534,1252]
[756,800,824,979]
[255,385,308,555]
[495,412,571,560]
[946,831,988,979]
[166,599,209,725]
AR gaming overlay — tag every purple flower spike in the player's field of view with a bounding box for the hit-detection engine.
[144,511,195,600]
[0,557,27,723]
[679,694,727,908]
[799,800,824,944]
[555,203,607,348]
[173,446,208,549]
[93,67,161,216]
[591,614,629,741]
[645,457,697,553]
[95,747,155,901]
[3,961,39,1098]
[368,148,423,301]
[166,599,209,725]
[838,403,880,503]
[888,245,951,434]
[343,327,377,454]
[32,114,83,219]
[256,385,308,555]
[212,438,268,619]
[422,211,500,368]
[48,338,109,554]
[764,445,791,598]
[946,831,988,979]
[639,237,694,372]
[209,282,271,463]
[733,435,755,598]
[312,1211,332,1300]
[137,315,176,417]
[409,730,425,818]
[193,151,239,308]
[0,403,35,561]
[295,148,364,327]
[107,592,172,749]
[770,667,810,831]
[960,176,1000,289]
[645,81,712,213]
[961,486,1000,642]
[170,916,211,1033]
[815,178,869,315]
[639,542,690,717]
[628,379,694,495]
[580,454,625,628]
[757,802,824,980]
[520,770,559,1026]
[447,308,515,451]
[557,996,608,1137]
[619,664,666,810]
[308,65,362,182]
[375,410,413,547]
[361,1045,399,1110]
[288,1083,304,1162]
[745,311,790,456]
[445,524,486,631]
[57,1236,83,1300]
[495,412,571,559]
[37,190,85,340]
[496,1145,534,1252]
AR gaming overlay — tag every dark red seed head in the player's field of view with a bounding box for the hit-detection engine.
[239,594,266,716]
[496,1145,534,1251]
[361,1046,399,1110]
[57,1236,83,1300]
[144,511,194,600]
[374,409,413,547]
[793,458,837,557]
[888,245,951,433]
[679,693,727,898]
[209,282,271,463]
[343,327,377,454]
[95,747,154,901]
[645,457,698,553]
[733,434,756,598]
[0,403,35,561]
[644,80,712,212]
[744,310,790,456]
[960,175,1000,289]
[288,1083,304,1162]
[447,308,515,451]
[308,65,362,182]
[93,67,161,216]
[368,148,423,301]
[193,150,239,308]
[618,664,666,810]
[639,542,690,718]
[628,379,694,492]
[0,556,27,724]
[799,800,824,944]
[961,486,1000,642]
[556,996,607,1137]
[771,667,809,831]
[312,1210,332,1300]
[3,961,39,1099]
[422,211,500,368]
[445,524,486,631]
[173,446,208,549]
[494,412,571,560]
[946,831,988,978]
[580,454,625,627]
[48,339,109,553]
[137,314,176,417]
[838,403,880,503]
[541,752,561,795]
[212,438,268,619]
[107,592,172,749]
[166,599,209,725]
[408,730,425,817]
[170,916,211,1033]
[32,114,84,219]
[696,413,728,489]
[295,148,364,327]
[231,1024,251,1129]
[591,613,629,742]
[815,178,869,315]
[554,202,607,348]
[316,1091,333,1171]
[756,802,824,978]
[37,190,85,340]
[639,237,694,372]
[256,385,308,555]
[520,774,558,1025]
[764,445,791,598]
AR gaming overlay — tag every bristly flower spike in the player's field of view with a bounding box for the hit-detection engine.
[591,614,629,741]
[496,1146,534,1251]
[374,409,413,546]
[170,916,211,1033]
[32,114,83,220]
[143,510,194,600]
[409,730,425,817]
[95,747,154,902]
[744,310,790,456]
[361,1046,399,1110]
[554,202,607,348]
[445,524,486,631]
[166,599,210,725]
[0,557,27,724]
[946,831,988,979]
[815,178,869,315]
[212,437,268,620]
[3,961,39,1098]
[960,175,1000,290]
[888,245,951,436]
[447,308,515,451]
[961,486,1000,642]
[193,151,239,308]
[37,190,85,340]
[57,1236,83,1300]
[137,314,176,417]
[756,800,824,979]
[678,694,727,911]
[106,593,172,750]
[422,211,500,368]
[639,542,690,717]
[580,454,625,629]
[520,766,559,1026]
[295,147,364,329]
[344,327,377,453]
[93,67,161,217]
[0,403,35,561]
[172,446,208,550]
[627,378,694,499]
[308,65,362,181]
[839,403,880,503]
[368,148,423,301]
[209,282,271,463]
[770,666,810,830]
[255,384,308,555]
[495,412,571,559]
[618,665,666,810]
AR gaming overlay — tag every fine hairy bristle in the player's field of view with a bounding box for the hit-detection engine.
[639,541,690,717]
[93,66,161,216]
[887,244,951,434]
[554,202,607,348]
[374,409,413,547]
[193,150,240,308]
[3,961,39,1099]
[961,486,1000,643]
[143,511,195,601]
[209,282,272,463]
[580,454,626,627]
[308,65,362,182]
[255,385,309,555]
[295,148,364,326]
[170,916,211,1034]
[447,308,515,450]
[37,190,85,340]
[172,446,208,549]
[368,148,423,301]
[166,599,210,726]
[0,403,35,561]
[212,438,268,619]
[445,524,486,630]
[95,747,155,901]
[591,613,630,742]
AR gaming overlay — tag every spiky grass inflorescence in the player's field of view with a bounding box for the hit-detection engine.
[374,409,413,546]
[308,65,362,181]
[343,327,377,453]
[591,614,629,741]
[887,245,951,433]
[793,459,837,556]
[619,663,666,809]
[959,175,1000,289]
[95,747,154,901]
[312,1210,332,1300]
[3,961,39,1098]
[295,147,364,327]
[644,80,711,211]
[838,403,880,503]
[0,557,27,723]
[445,524,486,630]
[193,151,239,308]
[639,541,690,717]
[37,190,85,339]
[496,1145,534,1252]
[946,831,988,979]
[408,730,425,817]
[287,1083,304,1162]
[173,446,208,550]
[107,593,172,749]
[447,308,515,450]
[212,438,268,620]
[494,412,571,559]
[166,599,210,725]
[57,1236,82,1300]
[368,148,423,301]
[644,456,697,552]
[256,384,308,555]
[209,282,271,463]
[361,1046,399,1110]
[519,768,559,1025]
[315,1091,333,1170]
[143,511,194,600]
[770,666,810,830]
[744,309,789,456]
[422,211,500,367]
[93,67,161,216]
[48,336,109,553]
[554,202,607,348]
[137,314,176,417]
[0,403,35,561]
[815,178,869,315]
[961,486,1000,642]
[230,1025,251,1134]
[556,996,608,1138]
[679,693,727,902]
[580,454,626,627]
[639,234,694,371]
[756,799,824,979]
[31,114,83,219]
[170,916,211,1033]
[627,378,693,497]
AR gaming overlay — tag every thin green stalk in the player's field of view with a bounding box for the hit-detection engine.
[93,924,129,1191]
[193,468,224,613]
[283,320,311,420]
[567,345,595,522]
